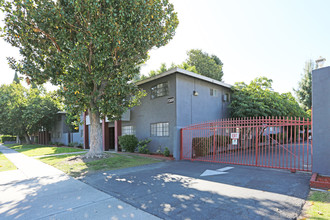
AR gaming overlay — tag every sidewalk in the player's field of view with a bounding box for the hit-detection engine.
[0,145,159,220]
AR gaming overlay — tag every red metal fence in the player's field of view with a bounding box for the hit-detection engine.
[180,117,312,172]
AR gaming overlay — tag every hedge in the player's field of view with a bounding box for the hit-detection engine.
[0,135,16,143]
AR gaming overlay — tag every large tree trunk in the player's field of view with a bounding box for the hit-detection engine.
[16,135,21,144]
[85,109,103,158]
[24,132,31,144]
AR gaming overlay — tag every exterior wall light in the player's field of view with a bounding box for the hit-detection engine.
[193,90,198,96]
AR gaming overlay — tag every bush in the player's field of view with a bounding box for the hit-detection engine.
[1,135,16,143]
[54,142,64,146]
[118,135,138,152]
[138,138,151,154]
[156,145,162,154]
[163,147,170,157]
[68,142,79,147]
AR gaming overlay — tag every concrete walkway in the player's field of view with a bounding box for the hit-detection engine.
[0,145,159,220]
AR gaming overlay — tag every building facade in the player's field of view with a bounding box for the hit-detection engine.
[84,68,232,159]
[40,111,83,146]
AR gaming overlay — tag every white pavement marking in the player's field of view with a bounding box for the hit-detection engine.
[200,169,228,177]
[200,167,234,177]
[217,166,234,172]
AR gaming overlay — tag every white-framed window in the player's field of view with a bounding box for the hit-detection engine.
[210,88,217,97]
[151,122,169,137]
[122,126,136,135]
[151,82,169,99]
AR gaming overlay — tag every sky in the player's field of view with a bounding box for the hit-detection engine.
[0,0,329,94]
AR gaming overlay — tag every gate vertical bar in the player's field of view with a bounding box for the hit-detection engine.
[255,118,259,166]
[213,127,216,161]
[180,128,183,160]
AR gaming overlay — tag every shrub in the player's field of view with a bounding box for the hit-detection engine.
[118,135,138,152]
[163,147,170,157]
[1,135,16,143]
[156,145,162,154]
[54,142,64,146]
[138,138,151,154]
[68,142,79,147]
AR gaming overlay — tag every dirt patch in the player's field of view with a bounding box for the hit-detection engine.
[64,152,114,164]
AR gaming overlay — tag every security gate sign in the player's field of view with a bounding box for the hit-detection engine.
[231,133,239,145]
[231,133,239,139]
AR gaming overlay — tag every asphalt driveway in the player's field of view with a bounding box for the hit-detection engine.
[82,160,311,220]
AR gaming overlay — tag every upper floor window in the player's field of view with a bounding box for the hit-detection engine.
[122,126,136,135]
[210,88,217,97]
[223,93,230,102]
[151,82,169,99]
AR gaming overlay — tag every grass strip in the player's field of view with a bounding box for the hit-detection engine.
[5,144,85,157]
[0,152,16,172]
[301,191,330,219]
[38,152,161,178]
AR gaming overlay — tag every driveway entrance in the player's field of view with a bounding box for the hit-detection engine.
[83,160,310,220]
[181,117,312,172]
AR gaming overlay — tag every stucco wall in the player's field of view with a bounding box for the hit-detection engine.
[173,74,231,159]
[50,114,66,144]
[312,66,330,176]
[50,114,83,146]
[122,74,177,153]
[124,72,231,159]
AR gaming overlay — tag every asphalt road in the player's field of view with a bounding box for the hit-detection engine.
[82,160,311,220]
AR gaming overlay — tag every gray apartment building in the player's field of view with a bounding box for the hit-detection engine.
[84,68,232,159]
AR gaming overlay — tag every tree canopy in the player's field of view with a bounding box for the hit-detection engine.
[141,49,223,81]
[294,60,313,111]
[0,83,61,143]
[13,72,20,84]
[2,0,179,157]
[186,49,223,81]
[229,77,307,118]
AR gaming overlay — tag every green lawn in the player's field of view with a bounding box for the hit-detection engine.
[303,191,330,219]
[38,152,161,178]
[0,152,16,172]
[5,144,85,157]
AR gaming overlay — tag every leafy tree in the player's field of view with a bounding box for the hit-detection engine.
[142,49,221,80]
[176,62,198,73]
[13,72,20,84]
[187,49,223,81]
[230,77,306,118]
[2,0,178,157]
[294,60,313,111]
[0,83,61,143]
[149,63,169,77]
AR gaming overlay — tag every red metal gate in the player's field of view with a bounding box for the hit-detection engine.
[180,117,312,172]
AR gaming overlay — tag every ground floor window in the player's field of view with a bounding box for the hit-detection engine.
[122,125,136,135]
[151,122,169,137]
